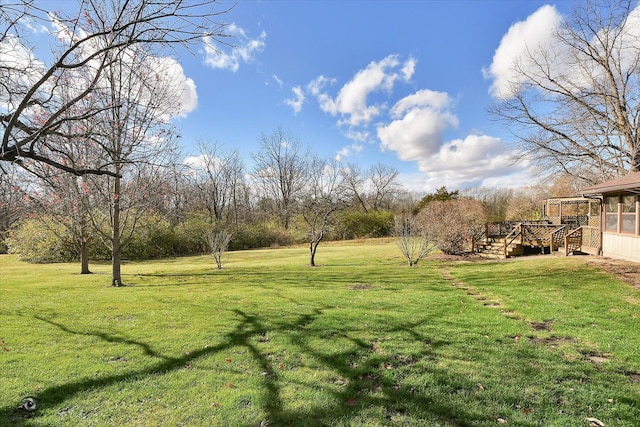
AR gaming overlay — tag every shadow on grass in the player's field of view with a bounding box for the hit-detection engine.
[4,308,542,426]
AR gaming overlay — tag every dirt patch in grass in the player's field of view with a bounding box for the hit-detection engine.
[349,283,375,290]
[530,321,553,332]
[624,371,640,384]
[580,349,612,365]
[583,257,640,290]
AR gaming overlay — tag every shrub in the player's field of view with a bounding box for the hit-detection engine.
[394,214,437,266]
[416,199,487,255]
[173,211,211,255]
[122,215,179,259]
[336,209,394,239]
[229,223,283,250]
[6,218,78,263]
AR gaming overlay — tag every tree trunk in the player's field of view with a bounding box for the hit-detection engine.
[80,238,91,274]
[309,238,322,267]
[80,215,91,274]
[310,241,316,267]
[111,176,122,286]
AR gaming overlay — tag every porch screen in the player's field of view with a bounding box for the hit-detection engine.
[621,195,636,234]
[605,196,618,232]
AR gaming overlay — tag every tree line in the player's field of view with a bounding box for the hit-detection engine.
[1,128,580,277]
[3,0,640,283]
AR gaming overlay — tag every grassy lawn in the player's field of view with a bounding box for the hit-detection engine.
[1,239,639,426]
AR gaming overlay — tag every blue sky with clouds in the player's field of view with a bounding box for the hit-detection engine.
[174,0,578,193]
[16,0,580,193]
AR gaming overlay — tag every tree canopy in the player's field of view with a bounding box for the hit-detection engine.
[489,0,640,184]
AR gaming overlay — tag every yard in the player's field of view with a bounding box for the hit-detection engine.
[1,239,639,426]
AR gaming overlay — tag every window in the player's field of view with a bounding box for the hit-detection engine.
[547,203,559,217]
[605,196,618,232]
[621,195,636,234]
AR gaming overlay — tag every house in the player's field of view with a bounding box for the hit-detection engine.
[582,171,640,262]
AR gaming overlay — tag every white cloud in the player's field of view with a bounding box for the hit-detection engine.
[149,56,198,118]
[0,35,44,93]
[23,17,49,34]
[312,55,416,126]
[307,75,336,96]
[376,88,528,190]
[183,154,224,175]
[203,24,266,72]
[284,86,305,114]
[425,134,516,174]
[389,89,452,119]
[483,5,562,99]
[342,129,371,143]
[272,74,283,88]
[377,90,459,162]
[401,57,417,82]
[335,143,364,161]
[414,135,526,191]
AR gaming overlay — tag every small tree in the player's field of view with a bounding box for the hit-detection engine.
[416,198,487,255]
[394,214,436,267]
[302,156,346,267]
[207,226,232,269]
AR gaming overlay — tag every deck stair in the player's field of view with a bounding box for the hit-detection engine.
[475,237,521,258]
[474,222,569,259]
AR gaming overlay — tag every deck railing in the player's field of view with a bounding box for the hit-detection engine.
[564,226,600,255]
[502,223,567,258]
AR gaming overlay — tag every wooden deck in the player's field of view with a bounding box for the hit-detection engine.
[475,222,601,259]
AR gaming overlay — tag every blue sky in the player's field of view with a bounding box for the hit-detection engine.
[15,0,578,193]
[174,0,576,193]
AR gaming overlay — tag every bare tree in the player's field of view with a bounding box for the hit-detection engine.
[207,226,233,270]
[252,127,309,230]
[303,157,347,267]
[79,43,184,287]
[29,169,96,274]
[394,214,436,267]
[489,0,640,183]
[187,141,244,224]
[367,163,401,211]
[462,187,513,222]
[342,162,400,212]
[0,0,229,177]
[341,163,368,211]
[416,199,487,255]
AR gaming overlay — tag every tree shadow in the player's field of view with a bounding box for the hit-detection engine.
[2,310,273,425]
[2,307,557,426]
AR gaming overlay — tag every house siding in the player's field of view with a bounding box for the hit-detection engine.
[602,232,640,262]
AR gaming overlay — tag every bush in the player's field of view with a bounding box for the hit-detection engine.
[336,209,394,239]
[173,211,211,255]
[6,218,78,263]
[8,214,185,263]
[122,215,179,259]
[229,223,293,250]
[416,199,487,255]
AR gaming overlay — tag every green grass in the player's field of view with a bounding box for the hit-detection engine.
[1,240,639,426]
